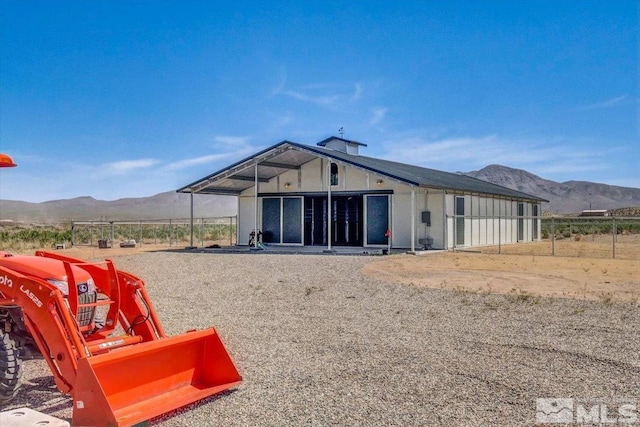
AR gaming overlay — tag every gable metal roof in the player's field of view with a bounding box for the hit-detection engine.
[177,139,547,202]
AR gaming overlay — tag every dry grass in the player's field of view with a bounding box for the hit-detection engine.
[479,233,640,260]
[364,250,639,303]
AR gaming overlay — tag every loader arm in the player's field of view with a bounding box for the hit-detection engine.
[0,267,84,393]
[0,252,241,427]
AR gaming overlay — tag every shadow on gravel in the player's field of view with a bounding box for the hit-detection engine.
[150,388,239,424]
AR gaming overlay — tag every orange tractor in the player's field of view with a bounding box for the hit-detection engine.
[0,154,241,426]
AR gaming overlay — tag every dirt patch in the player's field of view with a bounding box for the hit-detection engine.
[27,242,640,303]
[363,251,640,303]
[480,234,640,260]
[14,243,176,260]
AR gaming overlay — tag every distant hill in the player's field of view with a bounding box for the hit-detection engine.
[464,165,640,214]
[1,165,638,223]
[0,192,236,223]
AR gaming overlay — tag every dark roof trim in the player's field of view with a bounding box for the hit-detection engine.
[258,190,394,197]
[295,143,546,202]
[285,142,421,186]
[316,136,367,147]
[176,140,295,193]
[177,139,547,202]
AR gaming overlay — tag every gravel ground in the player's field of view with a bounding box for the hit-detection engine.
[4,252,640,426]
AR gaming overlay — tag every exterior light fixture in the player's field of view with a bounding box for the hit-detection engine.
[284,182,291,189]
[376,179,384,186]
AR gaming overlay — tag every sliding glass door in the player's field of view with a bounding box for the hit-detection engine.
[261,197,303,244]
[365,195,389,246]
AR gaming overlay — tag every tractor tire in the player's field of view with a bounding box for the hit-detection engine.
[0,330,22,404]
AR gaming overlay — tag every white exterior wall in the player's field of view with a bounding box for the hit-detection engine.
[238,195,256,246]
[442,193,541,249]
[445,193,454,249]
[235,153,541,249]
[389,183,449,250]
[391,186,413,249]
[463,195,472,246]
[413,189,445,249]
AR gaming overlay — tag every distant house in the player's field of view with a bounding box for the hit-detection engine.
[579,209,608,217]
[177,136,547,251]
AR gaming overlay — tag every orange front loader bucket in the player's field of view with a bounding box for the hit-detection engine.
[71,328,241,427]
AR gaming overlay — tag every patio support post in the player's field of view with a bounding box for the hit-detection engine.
[327,160,332,251]
[254,161,259,246]
[411,187,416,252]
[189,192,194,248]
[443,190,447,250]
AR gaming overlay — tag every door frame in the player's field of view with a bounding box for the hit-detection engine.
[364,194,391,247]
[260,196,304,245]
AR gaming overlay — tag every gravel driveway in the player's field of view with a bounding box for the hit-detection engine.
[6,252,640,426]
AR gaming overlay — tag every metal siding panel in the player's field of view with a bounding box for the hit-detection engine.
[392,193,412,248]
[238,196,256,246]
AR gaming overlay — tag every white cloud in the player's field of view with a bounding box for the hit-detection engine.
[574,95,630,111]
[283,90,340,105]
[380,134,614,179]
[351,82,363,101]
[370,107,388,125]
[214,135,252,147]
[273,112,293,128]
[271,68,287,96]
[278,81,366,107]
[103,158,160,174]
[167,153,239,171]
[166,142,260,171]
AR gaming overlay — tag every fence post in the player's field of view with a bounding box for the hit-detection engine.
[169,219,173,247]
[612,217,616,259]
[498,216,501,254]
[551,217,555,256]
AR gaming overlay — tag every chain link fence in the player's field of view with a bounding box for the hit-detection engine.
[479,216,640,260]
[71,217,237,248]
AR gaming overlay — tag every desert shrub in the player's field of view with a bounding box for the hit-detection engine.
[0,224,72,250]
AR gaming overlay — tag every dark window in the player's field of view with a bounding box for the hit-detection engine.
[330,162,339,186]
[518,202,524,241]
[282,198,302,243]
[262,198,281,243]
[532,204,539,241]
[366,195,389,245]
[455,197,465,246]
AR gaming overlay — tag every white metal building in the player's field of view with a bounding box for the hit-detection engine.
[177,136,547,251]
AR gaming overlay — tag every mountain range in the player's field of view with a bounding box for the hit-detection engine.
[0,165,638,223]
[0,192,237,223]
[464,165,640,214]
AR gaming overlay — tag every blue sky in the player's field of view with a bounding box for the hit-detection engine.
[0,1,637,203]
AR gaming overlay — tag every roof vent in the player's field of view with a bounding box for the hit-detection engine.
[317,136,367,155]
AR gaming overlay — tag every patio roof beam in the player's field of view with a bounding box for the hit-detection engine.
[259,161,300,170]
[228,175,270,183]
